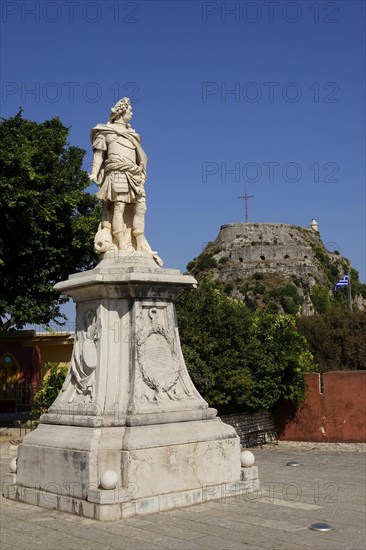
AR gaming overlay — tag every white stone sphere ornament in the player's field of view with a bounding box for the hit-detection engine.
[100,470,118,490]
[240,450,255,468]
[10,457,17,473]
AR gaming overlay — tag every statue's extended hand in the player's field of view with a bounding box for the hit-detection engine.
[89,174,98,183]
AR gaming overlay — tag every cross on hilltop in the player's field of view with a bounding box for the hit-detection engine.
[237,189,254,222]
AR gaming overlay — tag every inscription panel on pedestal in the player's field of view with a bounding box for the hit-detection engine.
[138,325,181,396]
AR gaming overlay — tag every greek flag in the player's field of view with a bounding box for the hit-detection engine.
[334,275,349,292]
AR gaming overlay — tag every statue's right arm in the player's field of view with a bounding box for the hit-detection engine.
[89,149,104,182]
[90,131,107,182]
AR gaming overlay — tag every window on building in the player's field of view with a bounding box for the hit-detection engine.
[0,353,20,400]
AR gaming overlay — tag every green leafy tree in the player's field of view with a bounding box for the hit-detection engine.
[247,314,315,410]
[176,277,256,413]
[0,111,100,330]
[177,277,314,413]
[297,309,366,371]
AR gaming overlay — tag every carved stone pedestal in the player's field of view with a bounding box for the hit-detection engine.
[3,253,258,520]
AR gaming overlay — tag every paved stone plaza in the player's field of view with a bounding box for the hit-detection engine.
[1,434,365,549]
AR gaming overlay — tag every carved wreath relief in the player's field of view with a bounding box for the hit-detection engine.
[137,307,189,402]
[59,310,101,404]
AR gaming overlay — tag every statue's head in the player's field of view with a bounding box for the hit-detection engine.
[109,97,132,124]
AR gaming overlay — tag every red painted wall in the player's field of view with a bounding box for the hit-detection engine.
[274,372,366,443]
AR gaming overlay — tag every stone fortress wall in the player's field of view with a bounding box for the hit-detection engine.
[211,222,321,278]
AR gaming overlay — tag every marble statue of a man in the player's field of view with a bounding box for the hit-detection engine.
[90,98,162,265]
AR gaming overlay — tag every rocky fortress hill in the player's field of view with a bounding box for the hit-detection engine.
[187,220,366,315]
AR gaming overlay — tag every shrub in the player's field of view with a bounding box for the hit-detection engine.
[187,253,217,276]
[31,362,68,422]
[219,256,229,264]
[254,283,266,295]
[281,296,299,315]
[224,282,234,294]
[311,285,331,313]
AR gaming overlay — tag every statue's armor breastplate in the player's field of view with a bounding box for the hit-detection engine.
[106,133,136,163]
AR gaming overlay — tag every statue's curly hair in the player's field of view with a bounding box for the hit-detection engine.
[109,97,131,123]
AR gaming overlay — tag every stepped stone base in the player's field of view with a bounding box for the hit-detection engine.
[2,256,260,519]
[3,421,259,520]
[3,474,259,521]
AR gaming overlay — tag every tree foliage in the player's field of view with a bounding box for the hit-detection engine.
[176,277,255,411]
[0,111,100,330]
[296,309,366,372]
[311,285,332,313]
[176,277,315,414]
[247,314,314,410]
[186,253,217,277]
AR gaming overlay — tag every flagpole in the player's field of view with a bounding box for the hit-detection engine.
[348,274,353,311]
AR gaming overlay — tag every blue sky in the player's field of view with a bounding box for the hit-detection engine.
[1,0,365,324]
